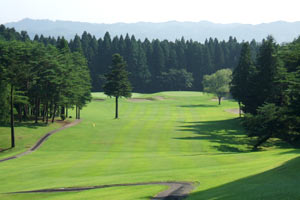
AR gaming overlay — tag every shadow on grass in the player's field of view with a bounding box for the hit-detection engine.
[176,118,252,152]
[188,156,300,200]
[0,147,12,153]
[176,118,291,153]
[277,149,300,155]
[0,121,48,129]
[178,104,219,108]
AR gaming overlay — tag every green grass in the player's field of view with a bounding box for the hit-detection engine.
[0,121,64,159]
[0,91,299,199]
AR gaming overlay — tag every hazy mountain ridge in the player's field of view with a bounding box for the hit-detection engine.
[5,18,300,43]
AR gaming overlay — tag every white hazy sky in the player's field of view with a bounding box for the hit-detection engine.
[1,0,300,24]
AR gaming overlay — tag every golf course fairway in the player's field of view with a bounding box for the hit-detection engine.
[0,91,299,199]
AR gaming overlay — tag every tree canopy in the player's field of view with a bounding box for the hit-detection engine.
[203,69,232,105]
[0,38,91,148]
[231,35,300,149]
[103,53,132,118]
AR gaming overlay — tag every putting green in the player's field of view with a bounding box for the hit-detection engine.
[0,92,299,200]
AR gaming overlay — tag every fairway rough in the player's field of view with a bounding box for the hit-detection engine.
[0,119,81,163]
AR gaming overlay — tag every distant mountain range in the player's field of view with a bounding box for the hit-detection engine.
[5,18,300,43]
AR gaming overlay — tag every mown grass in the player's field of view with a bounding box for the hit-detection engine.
[0,91,299,199]
[0,120,65,159]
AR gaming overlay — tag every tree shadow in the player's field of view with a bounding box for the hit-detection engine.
[175,118,290,153]
[188,156,300,199]
[178,104,219,108]
[0,121,48,129]
[277,149,300,155]
[0,147,13,153]
[175,118,252,153]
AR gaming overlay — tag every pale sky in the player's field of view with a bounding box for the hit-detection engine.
[1,0,300,24]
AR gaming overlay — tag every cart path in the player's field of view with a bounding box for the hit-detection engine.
[1,119,197,199]
[8,181,196,200]
[0,119,81,163]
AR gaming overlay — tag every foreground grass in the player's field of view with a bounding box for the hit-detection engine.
[0,185,168,200]
[0,91,299,199]
[0,120,66,159]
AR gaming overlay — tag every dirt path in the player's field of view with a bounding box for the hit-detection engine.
[0,119,81,163]
[9,181,196,200]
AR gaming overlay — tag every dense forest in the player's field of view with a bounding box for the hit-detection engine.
[231,36,300,149]
[0,24,299,149]
[0,25,259,93]
[52,32,258,92]
[0,25,91,147]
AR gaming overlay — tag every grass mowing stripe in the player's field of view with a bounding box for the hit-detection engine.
[0,92,299,200]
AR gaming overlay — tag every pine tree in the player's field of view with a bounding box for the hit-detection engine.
[230,42,255,116]
[0,41,32,147]
[253,36,280,113]
[103,54,132,119]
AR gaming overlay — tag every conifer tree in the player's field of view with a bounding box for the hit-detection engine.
[103,54,132,119]
[230,42,255,116]
[251,36,280,113]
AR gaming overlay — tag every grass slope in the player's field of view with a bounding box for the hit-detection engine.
[0,91,299,199]
[0,121,64,159]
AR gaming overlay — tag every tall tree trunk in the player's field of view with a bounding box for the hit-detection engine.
[24,104,28,121]
[253,133,272,151]
[10,85,15,148]
[66,104,68,118]
[30,105,33,116]
[42,103,46,122]
[61,106,65,115]
[78,108,80,119]
[52,104,57,123]
[61,105,65,120]
[238,101,242,117]
[76,105,78,119]
[49,101,53,118]
[18,105,22,123]
[45,101,49,124]
[218,96,221,105]
[37,98,40,117]
[35,97,38,123]
[115,96,119,119]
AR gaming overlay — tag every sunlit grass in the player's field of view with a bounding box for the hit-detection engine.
[0,91,299,199]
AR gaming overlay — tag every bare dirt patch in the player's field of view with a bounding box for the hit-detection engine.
[211,97,226,102]
[93,98,106,101]
[225,108,243,114]
[153,96,166,100]
[127,96,168,102]
[55,119,71,126]
[127,98,154,102]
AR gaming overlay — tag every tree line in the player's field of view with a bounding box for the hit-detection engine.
[73,32,258,92]
[4,28,258,92]
[231,36,300,149]
[1,25,260,93]
[0,25,91,147]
